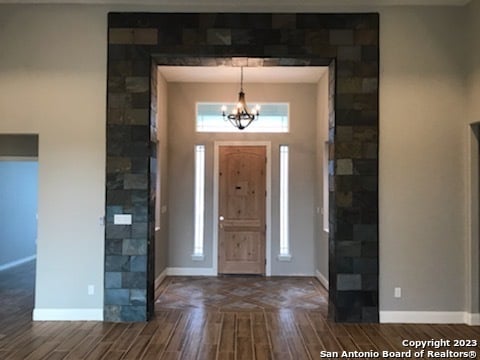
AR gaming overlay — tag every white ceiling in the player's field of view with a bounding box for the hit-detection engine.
[0,0,471,5]
[158,66,327,84]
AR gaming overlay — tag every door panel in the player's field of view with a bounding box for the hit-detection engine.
[218,146,266,275]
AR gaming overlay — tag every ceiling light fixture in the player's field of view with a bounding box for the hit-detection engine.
[221,67,260,130]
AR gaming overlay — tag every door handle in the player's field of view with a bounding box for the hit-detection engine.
[219,216,224,229]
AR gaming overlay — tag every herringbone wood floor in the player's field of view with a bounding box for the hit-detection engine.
[1,262,479,359]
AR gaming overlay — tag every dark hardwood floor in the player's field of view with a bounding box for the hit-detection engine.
[0,263,479,359]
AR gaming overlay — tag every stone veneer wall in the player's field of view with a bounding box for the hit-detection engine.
[105,13,379,322]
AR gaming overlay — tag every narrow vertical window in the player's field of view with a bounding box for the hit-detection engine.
[323,142,330,233]
[279,145,291,260]
[193,145,205,260]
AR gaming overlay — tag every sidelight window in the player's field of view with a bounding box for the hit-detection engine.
[192,145,205,260]
[278,145,291,261]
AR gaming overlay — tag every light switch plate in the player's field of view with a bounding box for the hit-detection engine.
[114,214,132,225]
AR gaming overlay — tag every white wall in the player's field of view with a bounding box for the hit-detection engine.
[154,70,169,277]
[465,0,480,316]
[167,82,318,276]
[379,6,467,312]
[315,71,330,282]
[0,5,107,313]
[0,2,473,317]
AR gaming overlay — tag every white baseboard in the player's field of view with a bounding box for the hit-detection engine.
[33,308,103,321]
[154,268,168,299]
[167,267,216,276]
[464,312,480,326]
[0,255,36,272]
[315,269,329,290]
[380,311,477,324]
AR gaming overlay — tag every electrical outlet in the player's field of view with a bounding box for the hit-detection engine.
[88,285,95,296]
[394,287,401,298]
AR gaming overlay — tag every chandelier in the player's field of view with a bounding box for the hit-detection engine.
[221,67,260,130]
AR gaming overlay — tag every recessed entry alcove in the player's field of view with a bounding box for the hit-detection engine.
[105,13,379,322]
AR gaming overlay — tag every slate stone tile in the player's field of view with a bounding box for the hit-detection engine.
[272,14,296,29]
[105,255,130,272]
[133,205,148,222]
[131,190,148,205]
[132,61,151,76]
[336,257,353,273]
[336,126,353,142]
[353,159,377,175]
[108,93,132,109]
[362,306,379,322]
[353,95,377,112]
[105,272,122,288]
[362,45,378,61]
[329,30,354,45]
[335,176,353,192]
[337,208,361,225]
[353,126,377,142]
[353,191,377,208]
[109,60,133,77]
[359,110,378,126]
[132,223,148,238]
[122,271,147,288]
[107,108,125,125]
[131,92,150,108]
[107,157,132,174]
[123,239,147,255]
[362,274,378,291]
[107,173,124,190]
[354,30,378,45]
[362,78,378,93]
[280,29,304,46]
[126,77,149,93]
[106,190,131,206]
[337,241,361,257]
[108,77,126,93]
[353,224,377,242]
[363,143,378,159]
[336,224,353,241]
[123,142,149,157]
[131,126,149,141]
[105,289,130,305]
[130,289,147,305]
[360,176,377,192]
[337,46,361,61]
[207,29,231,45]
[353,258,378,274]
[124,174,148,190]
[362,241,378,257]
[105,239,123,255]
[125,109,149,125]
[336,142,362,159]
[337,61,355,77]
[104,305,121,322]
[336,191,352,208]
[120,305,147,322]
[108,44,128,60]
[130,255,147,272]
[336,159,353,175]
[354,61,378,77]
[361,210,378,224]
[337,274,361,290]
[106,224,132,239]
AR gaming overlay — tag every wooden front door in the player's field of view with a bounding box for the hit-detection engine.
[218,146,266,275]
